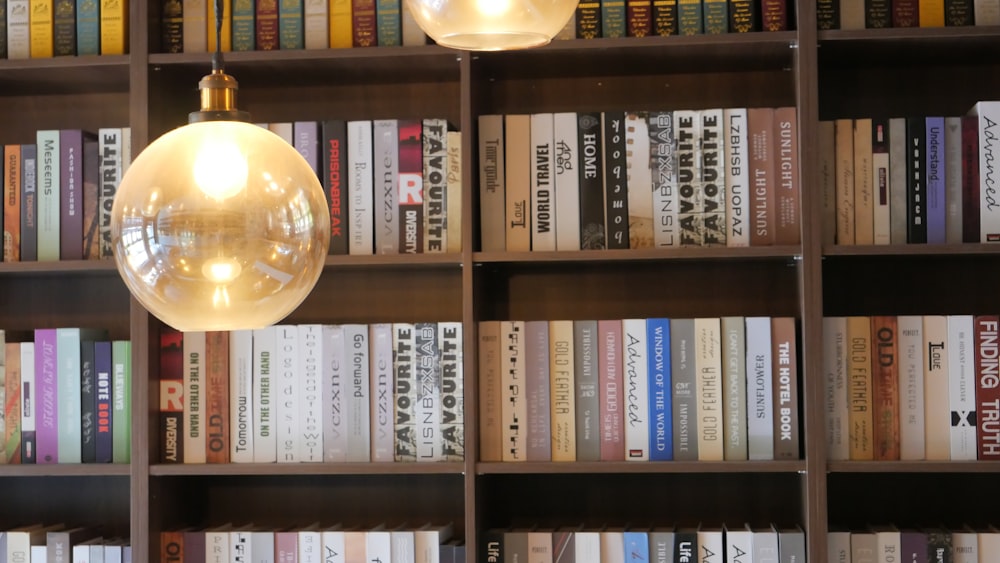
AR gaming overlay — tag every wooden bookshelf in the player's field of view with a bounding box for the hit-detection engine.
[1,0,998,559]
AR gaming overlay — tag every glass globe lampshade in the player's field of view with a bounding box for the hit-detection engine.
[404,0,579,50]
[111,73,330,332]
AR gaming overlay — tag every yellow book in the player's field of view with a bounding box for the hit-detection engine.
[100,0,128,54]
[207,0,232,51]
[549,320,576,462]
[919,0,945,25]
[328,0,351,48]
[922,315,950,460]
[29,0,53,58]
[847,316,873,460]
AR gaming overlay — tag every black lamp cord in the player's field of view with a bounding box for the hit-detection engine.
[211,0,224,72]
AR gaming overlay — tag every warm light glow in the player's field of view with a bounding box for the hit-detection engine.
[405,0,579,50]
[111,120,330,332]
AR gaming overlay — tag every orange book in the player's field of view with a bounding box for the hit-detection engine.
[871,315,900,460]
[3,145,21,262]
[205,331,230,463]
[329,0,351,47]
[28,0,54,57]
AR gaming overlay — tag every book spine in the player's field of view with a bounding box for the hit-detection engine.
[945,0,974,23]
[438,322,463,462]
[577,113,606,249]
[392,323,417,461]
[704,0,728,32]
[700,109,726,246]
[398,119,424,254]
[53,0,75,54]
[501,320,526,461]
[853,118,874,244]
[94,340,111,462]
[254,0,277,49]
[944,116,963,244]
[761,0,787,28]
[967,109,990,242]
[36,130,60,260]
[159,328,184,463]
[59,130,83,260]
[422,118,448,253]
[721,316,747,460]
[695,317,723,461]
[926,116,946,244]
[599,319,624,461]
[297,325,322,462]
[20,144,37,261]
[294,120,319,178]
[321,120,349,255]
[35,328,58,463]
[553,112,581,251]
[478,115,506,252]
[347,120,374,256]
[81,138,99,259]
[478,321,502,462]
[906,116,927,243]
[278,0,304,48]
[817,0,840,27]
[549,320,574,462]
[376,0,400,45]
[871,118,891,245]
[98,0,127,54]
[653,0,678,33]
[897,315,925,460]
[975,315,1000,459]
[0,0,7,58]
[368,323,394,462]
[4,145,19,262]
[328,0,351,47]
[229,329,254,463]
[20,343,36,463]
[113,341,133,464]
[773,107,800,245]
[847,316,873,460]
[648,111,679,248]
[872,316,899,460]
[771,317,799,460]
[627,0,653,34]
[182,331,207,463]
[529,113,556,252]
[678,0,703,32]
[7,0,30,59]
[888,117,907,243]
[602,0,626,35]
[626,111,653,249]
[5,342,21,463]
[866,0,892,25]
[646,318,672,460]
[98,128,121,259]
[344,323,371,462]
[232,0,255,50]
[834,119,855,244]
[504,114,531,252]
[623,318,650,460]
[373,119,400,254]
[275,325,299,462]
[29,0,54,57]
[948,314,976,460]
[576,1,602,37]
[322,324,347,461]
[724,108,750,247]
[746,316,774,460]
[352,0,375,46]
[824,317,848,460]
[204,331,230,463]
[574,320,601,461]
[446,130,462,253]
[525,320,552,461]
[975,0,1000,22]
[671,318,698,460]
[252,326,276,462]
[303,0,327,48]
[675,110,703,245]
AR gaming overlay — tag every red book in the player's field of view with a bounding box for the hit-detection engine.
[398,119,423,254]
[204,330,230,463]
[627,0,653,36]
[962,115,980,243]
[975,316,1000,460]
[256,0,279,50]
[598,319,624,461]
[871,316,899,460]
[761,0,787,29]
[352,0,376,46]
[748,107,776,246]
[892,0,919,25]
[773,107,800,245]
[159,327,184,463]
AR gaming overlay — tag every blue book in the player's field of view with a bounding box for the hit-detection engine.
[95,340,113,463]
[278,0,304,49]
[925,116,946,244]
[646,318,672,460]
[76,0,100,55]
[232,0,256,50]
[623,530,650,563]
[376,0,400,46]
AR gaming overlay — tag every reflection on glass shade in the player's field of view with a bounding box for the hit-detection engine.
[111,121,331,332]
[404,0,579,50]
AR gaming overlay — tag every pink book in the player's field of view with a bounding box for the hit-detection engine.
[34,328,59,464]
[276,531,298,563]
[598,319,624,461]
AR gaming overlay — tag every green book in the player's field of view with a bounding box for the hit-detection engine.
[703,0,728,32]
[112,339,131,464]
[601,0,626,37]
[678,0,704,33]
[376,0,400,46]
[36,130,60,262]
[278,0,303,49]
[76,0,100,54]
[56,328,107,464]
[232,0,255,50]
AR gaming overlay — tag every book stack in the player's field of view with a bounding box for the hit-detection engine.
[828,526,1000,562]
[478,108,800,253]
[568,0,794,37]
[158,322,464,464]
[0,0,129,58]
[816,0,995,29]
[2,525,130,563]
[479,316,800,463]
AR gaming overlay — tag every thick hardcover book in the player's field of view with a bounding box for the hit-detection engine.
[968,102,1000,242]
[945,117,962,244]
[5,342,20,463]
[906,116,928,243]
[504,115,531,252]
[834,118,855,244]
[369,324,394,462]
[34,328,58,463]
[628,111,654,248]
[20,343,35,463]
[889,117,908,243]
[345,324,372,462]
[3,145,18,261]
[329,0,351,47]
[303,0,327,49]
[897,315,925,460]
[627,0,652,34]
[598,319,624,461]
[160,0,183,51]
[347,120,374,255]
[111,340,131,463]
[351,0,376,46]
[36,130,60,260]
[597,111,629,250]
[761,0,787,28]
[678,0,703,32]
[423,118,448,253]
[393,323,417,461]
[824,317,849,461]
[53,0,75,55]
[8,0,30,59]
[251,326,276,462]
[229,329,254,462]
[446,130,462,253]
[549,320,575,462]
[82,137,99,259]
[648,111,679,247]
[321,119,349,254]
[576,1,602,37]
[399,119,425,254]
[622,319,650,460]
[373,119,400,254]
[947,315,976,460]
[232,0,255,50]
[671,318,698,460]
[182,331,206,463]
[695,318,723,460]
[478,114,506,252]
[925,116,947,243]
[975,316,1000,459]
[500,320,526,461]
[553,112,580,251]
[574,320,601,461]
[866,0,891,25]
[725,108,750,246]
[817,0,840,27]
[703,0,727,31]
[872,118,891,245]
[183,0,206,51]
[923,315,950,460]
[204,331,230,463]
[745,316,773,460]
[59,130,90,260]
[893,0,920,23]
[278,0,304,48]
[871,315,900,460]
[721,316,747,460]
[98,128,121,259]
[525,320,552,461]
[847,316,873,460]
[773,107,800,245]
[94,340,112,463]
[159,328,184,464]
[652,0,678,33]
[748,108,775,245]
[478,321,502,461]
[770,317,799,460]
[529,113,556,252]
[674,110,702,245]
[647,318,672,460]
[322,324,347,461]
[700,109,725,245]
[254,0,277,49]
[274,325,300,462]
[577,113,606,249]
[376,0,401,45]
[29,0,54,57]
[602,0,626,36]
[944,0,974,23]
[853,118,874,244]
[98,0,127,54]
[439,322,463,461]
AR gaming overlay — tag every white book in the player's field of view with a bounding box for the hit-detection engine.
[697,527,723,563]
[874,527,900,563]
[205,529,230,563]
[695,317,723,460]
[553,112,581,251]
[969,101,1000,242]
[298,324,324,462]
[252,326,278,463]
[975,0,1000,23]
[390,529,416,563]
[600,530,625,563]
[530,113,556,251]
[948,314,977,460]
[945,116,963,244]
[321,529,345,563]
[183,331,207,463]
[953,527,978,563]
[323,324,348,462]
[229,329,254,463]
[97,128,121,259]
[20,343,35,463]
[7,0,30,59]
[622,318,649,461]
[574,531,601,563]
[414,524,452,563]
[625,111,654,249]
[501,320,527,461]
[824,316,849,460]
[752,527,779,563]
[104,545,123,563]
[724,524,752,563]
[182,0,207,52]
[369,323,395,462]
[275,324,301,463]
[32,545,46,563]
[478,114,507,252]
[366,530,392,563]
[299,529,322,563]
[347,121,374,255]
[673,110,703,246]
[393,323,417,462]
[828,531,851,563]
[73,543,91,563]
[438,321,464,462]
[889,117,909,244]
[423,118,449,254]
[897,315,926,460]
[251,531,275,563]
[649,111,679,248]
[303,0,328,49]
[700,108,726,246]
[121,128,132,175]
[414,322,442,461]
[400,0,426,45]
[373,119,400,254]
[979,527,1000,563]
[231,530,252,563]
[343,323,371,462]
[872,121,891,245]
[746,316,774,460]
[36,130,60,262]
[724,108,750,247]
[268,123,293,145]
[89,544,104,563]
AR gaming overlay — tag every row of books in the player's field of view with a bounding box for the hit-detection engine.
[478,317,800,463]
[0,0,129,59]
[568,0,793,38]
[0,330,132,465]
[160,523,456,563]
[2,525,131,563]
[159,322,464,464]
[828,526,1000,562]
[816,0,1000,29]
[478,108,801,253]
[823,315,999,462]
[276,119,462,256]
[1,128,132,262]
[820,103,999,246]
[161,0,430,53]
[483,524,805,563]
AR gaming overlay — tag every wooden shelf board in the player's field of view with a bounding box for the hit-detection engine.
[475,246,802,264]
[0,464,131,477]
[150,462,466,476]
[828,461,1000,473]
[476,460,806,474]
[0,55,131,95]
[0,260,120,275]
[324,254,463,269]
[818,27,1000,66]
[823,243,1000,256]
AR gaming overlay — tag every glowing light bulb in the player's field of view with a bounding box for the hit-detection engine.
[202,256,242,283]
[476,0,511,16]
[193,136,249,201]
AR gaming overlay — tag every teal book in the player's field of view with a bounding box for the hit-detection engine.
[677,0,704,33]
[602,0,626,36]
[76,0,100,54]
[56,328,107,464]
[232,0,255,50]
[278,0,303,49]
[35,130,60,262]
[376,0,400,46]
[112,339,131,463]
[703,0,728,32]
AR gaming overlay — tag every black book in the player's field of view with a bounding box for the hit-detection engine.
[81,340,98,463]
[321,120,349,255]
[906,116,927,243]
[578,112,606,250]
